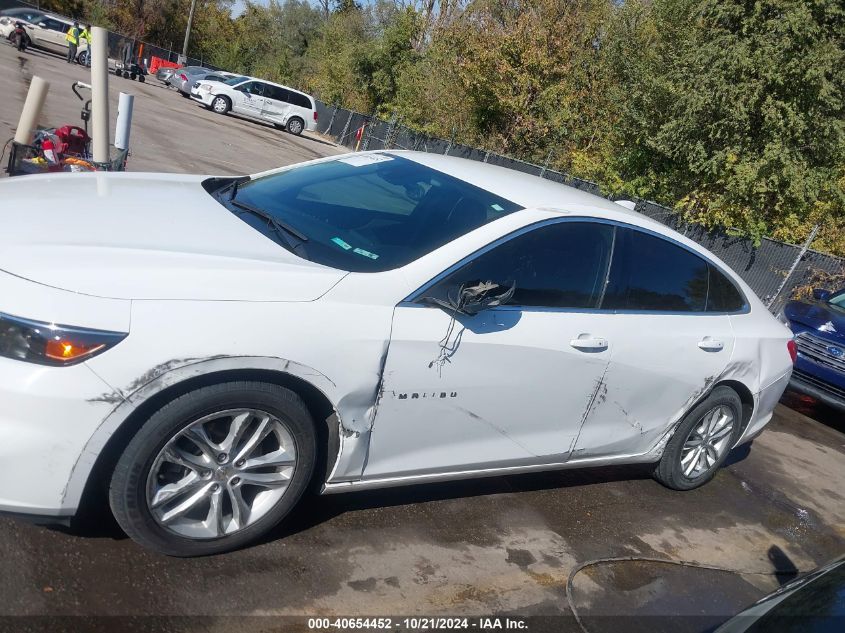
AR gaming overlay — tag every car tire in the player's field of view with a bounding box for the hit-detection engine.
[212,95,231,115]
[180,91,190,98]
[286,117,304,136]
[77,51,88,65]
[109,381,316,556]
[653,386,742,491]
[139,75,145,83]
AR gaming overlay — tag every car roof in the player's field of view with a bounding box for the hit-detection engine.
[393,151,639,219]
[239,78,314,103]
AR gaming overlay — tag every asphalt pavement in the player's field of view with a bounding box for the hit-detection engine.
[0,43,343,175]
[1,40,844,633]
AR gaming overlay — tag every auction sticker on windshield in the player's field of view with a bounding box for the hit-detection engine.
[338,154,394,167]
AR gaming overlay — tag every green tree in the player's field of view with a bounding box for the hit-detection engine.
[608,0,845,246]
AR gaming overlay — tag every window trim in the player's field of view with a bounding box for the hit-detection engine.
[403,216,749,315]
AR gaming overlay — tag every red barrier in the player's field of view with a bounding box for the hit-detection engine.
[149,56,181,75]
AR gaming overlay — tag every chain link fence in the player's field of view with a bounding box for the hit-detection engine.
[315,103,844,313]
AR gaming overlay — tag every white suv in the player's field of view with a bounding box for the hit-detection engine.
[192,75,317,135]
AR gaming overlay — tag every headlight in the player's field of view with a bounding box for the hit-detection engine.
[0,312,127,366]
[0,18,9,25]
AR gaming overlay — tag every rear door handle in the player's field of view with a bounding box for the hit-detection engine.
[698,337,725,352]
[570,336,608,351]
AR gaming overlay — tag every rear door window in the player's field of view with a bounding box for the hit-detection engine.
[264,84,291,103]
[604,228,709,312]
[288,92,313,109]
[706,265,746,312]
[42,18,67,32]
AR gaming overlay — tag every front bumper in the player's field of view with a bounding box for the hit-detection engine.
[0,356,122,520]
[789,369,845,411]
[191,90,214,106]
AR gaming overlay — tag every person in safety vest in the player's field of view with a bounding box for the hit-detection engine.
[80,24,92,67]
[66,21,80,64]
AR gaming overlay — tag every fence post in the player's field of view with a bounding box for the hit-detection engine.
[766,224,820,310]
[444,127,456,155]
[325,105,338,135]
[338,110,354,147]
[385,113,398,149]
[361,114,374,151]
[539,150,553,178]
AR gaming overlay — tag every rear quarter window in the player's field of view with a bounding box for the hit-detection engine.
[288,92,313,109]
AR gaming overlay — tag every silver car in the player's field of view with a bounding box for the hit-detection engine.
[168,66,210,92]
[176,70,233,97]
[156,67,178,83]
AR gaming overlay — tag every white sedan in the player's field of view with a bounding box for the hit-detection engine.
[0,151,794,556]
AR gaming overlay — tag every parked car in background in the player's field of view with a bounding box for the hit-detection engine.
[20,13,88,63]
[191,75,317,135]
[166,65,205,87]
[0,151,794,555]
[0,7,43,43]
[156,66,179,83]
[175,69,234,97]
[716,555,845,632]
[779,287,845,410]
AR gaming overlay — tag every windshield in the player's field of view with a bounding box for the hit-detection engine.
[829,291,845,309]
[216,154,522,272]
[224,76,248,86]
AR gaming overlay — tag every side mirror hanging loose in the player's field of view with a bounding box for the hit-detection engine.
[422,280,516,316]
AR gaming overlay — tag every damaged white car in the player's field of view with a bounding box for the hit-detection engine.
[0,151,794,555]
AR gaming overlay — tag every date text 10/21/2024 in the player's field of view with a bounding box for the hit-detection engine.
[307,617,528,630]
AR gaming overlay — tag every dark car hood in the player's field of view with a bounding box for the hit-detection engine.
[784,299,845,342]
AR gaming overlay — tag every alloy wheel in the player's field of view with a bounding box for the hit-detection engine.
[213,98,227,113]
[289,119,303,134]
[146,408,297,539]
[680,405,735,479]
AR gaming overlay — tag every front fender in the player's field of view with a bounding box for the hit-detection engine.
[63,355,342,510]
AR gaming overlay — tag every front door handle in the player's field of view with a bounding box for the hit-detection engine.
[698,337,725,352]
[570,335,608,351]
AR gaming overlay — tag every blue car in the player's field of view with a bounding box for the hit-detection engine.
[780,287,845,410]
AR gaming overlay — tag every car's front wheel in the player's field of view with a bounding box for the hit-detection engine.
[109,381,316,556]
[653,386,742,490]
[212,96,231,115]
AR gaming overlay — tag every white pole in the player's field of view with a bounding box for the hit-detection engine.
[14,76,49,145]
[90,26,110,164]
[114,92,134,151]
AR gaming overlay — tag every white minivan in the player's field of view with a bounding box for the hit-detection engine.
[191,75,318,135]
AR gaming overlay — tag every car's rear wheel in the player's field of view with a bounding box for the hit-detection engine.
[109,382,316,556]
[653,386,742,490]
[212,95,230,115]
[286,117,304,135]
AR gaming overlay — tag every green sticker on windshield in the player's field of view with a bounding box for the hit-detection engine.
[353,247,379,260]
[331,237,352,250]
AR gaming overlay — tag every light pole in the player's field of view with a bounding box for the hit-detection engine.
[180,0,198,65]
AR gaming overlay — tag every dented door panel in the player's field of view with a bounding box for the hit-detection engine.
[572,314,736,459]
[362,304,611,480]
